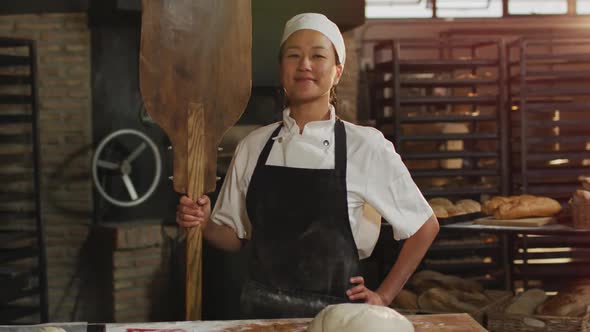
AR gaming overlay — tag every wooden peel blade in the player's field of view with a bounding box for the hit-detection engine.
[139,0,252,320]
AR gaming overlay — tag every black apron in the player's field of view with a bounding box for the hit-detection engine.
[241,119,361,319]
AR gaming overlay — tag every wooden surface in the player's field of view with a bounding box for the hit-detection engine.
[474,216,555,227]
[185,104,205,320]
[443,220,590,235]
[139,0,252,320]
[103,314,486,332]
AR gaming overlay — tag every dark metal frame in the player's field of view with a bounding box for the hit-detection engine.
[0,37,48,323]
[507,36,590,200]
[444,222,590,291]
[367,0,586,18]
[369,38,510,289]
[371,37,509,199]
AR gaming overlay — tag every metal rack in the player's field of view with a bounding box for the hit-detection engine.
[513,232,590,292]
[507,36,590,201]
[366,38,510,289]
[423,229,505,289]
[371,38,509,200]
[375,224,506,289]
[0,37,48,323]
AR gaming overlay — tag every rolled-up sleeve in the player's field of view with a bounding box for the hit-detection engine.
[210,140,252,239]
[364,134,433,241]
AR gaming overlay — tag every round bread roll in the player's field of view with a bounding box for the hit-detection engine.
[431,204,448,218]
[455,199,481,213]
[428,197,454,209]
[309,303,414,332]
[446,205,467,216]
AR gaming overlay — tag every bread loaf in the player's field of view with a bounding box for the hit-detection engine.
[429,197,481,218]
[482,195,562,219]
[505,288,547,315]
[448,289,489,306]
[482,196,511,215]
[573,189,590,203]
[409,270,483,293]
[418,287,480,313]
[446,205,467,217]
[431,204,448,218]
[455,199,482,213]
[536,281,590,317]
[392,289,418,310]
[429,198,454,209]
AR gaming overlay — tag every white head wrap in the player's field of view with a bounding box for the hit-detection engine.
[280,13,345,66]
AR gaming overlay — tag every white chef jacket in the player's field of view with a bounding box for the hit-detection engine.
[211,105,433,259]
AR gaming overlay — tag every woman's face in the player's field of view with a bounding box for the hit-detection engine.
[279,29,343,106]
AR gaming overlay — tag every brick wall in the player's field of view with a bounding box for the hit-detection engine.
[93,222,178,322]
[0,13,94,322]
[336,30,359,123]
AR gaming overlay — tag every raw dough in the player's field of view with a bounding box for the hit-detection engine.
[309,303,414,332]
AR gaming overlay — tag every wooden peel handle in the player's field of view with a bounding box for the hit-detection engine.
[186,103,205,320]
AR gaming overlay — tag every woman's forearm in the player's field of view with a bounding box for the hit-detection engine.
[202,221,244,252]
[375,214,440,305]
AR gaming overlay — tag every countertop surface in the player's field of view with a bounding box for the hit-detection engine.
[103,313,487,332]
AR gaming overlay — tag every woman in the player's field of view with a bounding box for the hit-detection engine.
[177,13,439,319]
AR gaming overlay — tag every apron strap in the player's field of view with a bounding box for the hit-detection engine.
[334,119,347,174]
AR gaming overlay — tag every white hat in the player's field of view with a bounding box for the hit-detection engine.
[280,13,346,66]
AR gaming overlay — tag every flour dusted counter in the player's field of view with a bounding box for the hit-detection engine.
[0,314,487,332]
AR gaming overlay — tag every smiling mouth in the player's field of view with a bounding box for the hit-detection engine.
[295,78,315,83]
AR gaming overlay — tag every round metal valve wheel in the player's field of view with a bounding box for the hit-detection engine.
[92,129,162,207]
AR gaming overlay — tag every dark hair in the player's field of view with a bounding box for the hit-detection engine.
[278,43,341,109]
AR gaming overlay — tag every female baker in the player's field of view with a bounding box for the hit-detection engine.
[176,13,439,319]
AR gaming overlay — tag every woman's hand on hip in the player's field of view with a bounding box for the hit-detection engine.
[176,194,211,229]
[347,276,388,306]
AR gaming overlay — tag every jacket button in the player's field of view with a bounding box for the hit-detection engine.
[323,140,330,146]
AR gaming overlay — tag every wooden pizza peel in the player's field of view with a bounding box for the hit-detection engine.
[139,0,252,320]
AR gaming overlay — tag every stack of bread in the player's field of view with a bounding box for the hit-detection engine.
[482,194,562,219]
[391,270,491,314]
[504,279,590,317]
[573,176,590,205]
[428,197,481,219]
[572,177,590,229]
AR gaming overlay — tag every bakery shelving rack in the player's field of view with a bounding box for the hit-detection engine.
[367,38,510,289]
[0,37,48,323]
[512,232,590,292]
[370,38,509,200]
[507,36,590,202]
